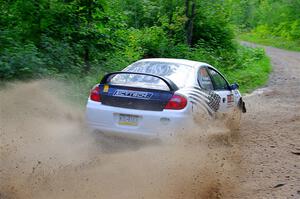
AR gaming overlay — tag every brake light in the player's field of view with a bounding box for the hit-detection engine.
[164,94,187,110]
[90,86,101,102]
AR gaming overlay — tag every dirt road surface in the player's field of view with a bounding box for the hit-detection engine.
[0,44,299,199]
[236,43,300,198]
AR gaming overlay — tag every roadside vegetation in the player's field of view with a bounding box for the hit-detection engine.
[229,0,300,51]
[239,33,300,52]
[0,0,277,104]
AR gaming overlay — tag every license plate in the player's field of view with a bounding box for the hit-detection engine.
[118,114,138,126]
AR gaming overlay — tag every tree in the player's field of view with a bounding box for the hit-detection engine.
[185,0,196,46]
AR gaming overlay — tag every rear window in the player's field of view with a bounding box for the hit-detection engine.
[109,61,194,90]
[109,73,169,90]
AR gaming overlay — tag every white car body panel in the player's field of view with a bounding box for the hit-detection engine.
[215,90,235,112]
[86,98,194,138]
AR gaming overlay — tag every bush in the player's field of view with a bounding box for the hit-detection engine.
[290,20,300,40]
[0,43,46,80]
[40,36,83,75]
[253,25,271,38]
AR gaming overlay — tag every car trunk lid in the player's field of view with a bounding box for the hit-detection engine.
[99,72,178,111]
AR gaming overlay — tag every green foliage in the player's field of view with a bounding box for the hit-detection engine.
[239,33,300,52]
[224,46,271,93]
[253,25,271,38]
[1,0,271,96]
[228,0,300,50]
[0,43,45,79]
[40,36,83,74]
[130,26,170,58]
[193,1,235,50]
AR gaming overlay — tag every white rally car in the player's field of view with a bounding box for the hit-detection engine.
[86,58,246,137]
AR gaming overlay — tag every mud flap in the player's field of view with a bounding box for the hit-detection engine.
[238,98,246,113]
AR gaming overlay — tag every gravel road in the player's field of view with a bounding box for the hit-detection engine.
[0,44,299,199]
[235,42,300,198]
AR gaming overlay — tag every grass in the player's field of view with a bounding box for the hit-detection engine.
[217,44,272,94]
[224,53,271,94]
[239,33,300,52]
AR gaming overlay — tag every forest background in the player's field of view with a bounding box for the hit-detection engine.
[0,0,299,103]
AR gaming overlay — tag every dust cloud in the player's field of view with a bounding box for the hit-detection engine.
[0,80,241,199]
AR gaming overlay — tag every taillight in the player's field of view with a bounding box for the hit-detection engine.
[90,86,101,102]
[164,94,187,110]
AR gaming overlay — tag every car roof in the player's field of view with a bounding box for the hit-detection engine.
[135,58,209,68]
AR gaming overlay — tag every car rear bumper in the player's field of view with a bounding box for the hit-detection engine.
[86,99,193,138]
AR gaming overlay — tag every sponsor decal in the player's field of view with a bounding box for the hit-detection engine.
[113,89,153,100]
[227,94,234,104]
[103,85,109,92]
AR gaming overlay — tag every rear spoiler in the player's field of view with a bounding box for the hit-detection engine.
[100,72,179,91]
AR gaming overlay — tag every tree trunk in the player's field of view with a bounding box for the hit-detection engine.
[185,0,196,47]
[167,0,174,37]
[168,0,174,25]
[33,0,42,47]
[83,47,91,73]
[83,0,93,73]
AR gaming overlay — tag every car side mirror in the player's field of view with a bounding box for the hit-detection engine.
[230,83,239,90]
